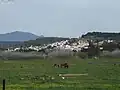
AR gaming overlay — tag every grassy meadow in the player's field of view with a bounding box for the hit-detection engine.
[0,57,120,90]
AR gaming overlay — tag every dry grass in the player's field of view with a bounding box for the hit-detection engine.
[59,73,88,77]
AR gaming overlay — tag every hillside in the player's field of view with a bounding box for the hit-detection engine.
[24,37,70,46]
[0,31,41,41]
[82,32,120,40]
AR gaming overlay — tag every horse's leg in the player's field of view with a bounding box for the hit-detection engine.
[54,64,56,67]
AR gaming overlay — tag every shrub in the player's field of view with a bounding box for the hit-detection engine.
[77,52,88,59]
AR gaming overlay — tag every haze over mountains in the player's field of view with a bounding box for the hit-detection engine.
[0,31,43,41]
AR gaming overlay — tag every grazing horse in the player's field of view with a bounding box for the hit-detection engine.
[53,64,59,68]
[60,63,69,68]
[53,63,69,68]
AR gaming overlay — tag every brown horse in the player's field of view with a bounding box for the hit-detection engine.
[53,63,69,68]
[60,63,69,68]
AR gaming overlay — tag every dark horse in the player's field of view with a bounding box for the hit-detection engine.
[60,63,69,68]
[53,64,60,68]
[53,63,69,68]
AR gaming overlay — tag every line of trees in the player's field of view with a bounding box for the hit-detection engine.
[82,32,120,40]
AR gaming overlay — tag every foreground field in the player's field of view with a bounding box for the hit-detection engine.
[0,57,120,90]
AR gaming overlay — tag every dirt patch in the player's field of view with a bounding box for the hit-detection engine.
[59,73,88,77]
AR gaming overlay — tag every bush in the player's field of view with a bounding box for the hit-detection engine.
[48,49,74,57]
[77,52,88,59]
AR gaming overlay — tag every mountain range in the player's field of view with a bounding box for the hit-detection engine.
[0,31,43,41]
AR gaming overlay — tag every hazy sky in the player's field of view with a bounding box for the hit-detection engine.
[0,0,120,37]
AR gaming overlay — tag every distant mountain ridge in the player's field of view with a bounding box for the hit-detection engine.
[0,31,43,41]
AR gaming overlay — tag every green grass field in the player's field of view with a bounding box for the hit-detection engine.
[0,57,120,90]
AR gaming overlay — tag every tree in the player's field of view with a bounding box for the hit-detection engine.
[103,42,118,52]
[87,40,100,58]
